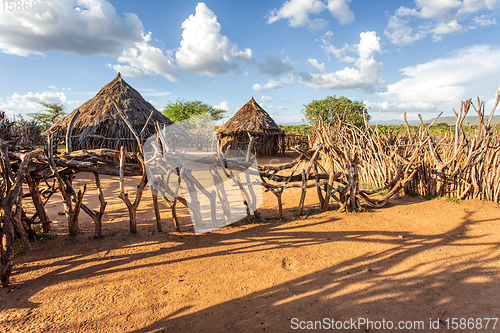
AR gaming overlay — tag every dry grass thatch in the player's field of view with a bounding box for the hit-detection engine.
[45,73,176,152]
[216,98,285,156]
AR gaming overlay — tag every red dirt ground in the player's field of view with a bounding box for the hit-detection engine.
[1,153,499,332]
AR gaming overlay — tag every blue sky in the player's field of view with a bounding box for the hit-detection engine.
[1,0,499,125]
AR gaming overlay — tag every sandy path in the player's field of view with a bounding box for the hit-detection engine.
[1,154,499,332]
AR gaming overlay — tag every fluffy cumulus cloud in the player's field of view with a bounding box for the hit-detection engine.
[214,101,230,111]
[253,80,284,92]
[261,96,273,103]
[327,0,355,25]
[379,44,500,115]
[267,0,354,29]
[302,31,386,92]
[0,0,143,56]
[268,0,327,28]
[385,0,500,45]
[176,3,252,76]
[111,32,177,81]
[253,75,296,91]
[0,91,69,116]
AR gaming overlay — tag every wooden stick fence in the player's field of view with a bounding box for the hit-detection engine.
[1,94,499,287]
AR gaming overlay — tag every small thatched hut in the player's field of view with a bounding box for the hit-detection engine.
[46,73,176,152]
[216,98,285,156]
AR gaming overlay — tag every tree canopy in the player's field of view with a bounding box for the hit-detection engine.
[162,99,226,123]
[302,95,368,128]
[28,102,66,131]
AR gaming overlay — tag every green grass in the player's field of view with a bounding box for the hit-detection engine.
[445,196,461,204]
[103,231,118,237]
[248,214,273,224]
[423,194,438,200]
[14,239,29,254]
[355,200,366,212]
[328,204,340,211]
[305,206,322,215]
[33,226,57,243]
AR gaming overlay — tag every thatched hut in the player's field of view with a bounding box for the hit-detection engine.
[216,98,285,156]
[46,73,177,152]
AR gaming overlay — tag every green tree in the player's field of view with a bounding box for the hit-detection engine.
[28,102,66,131]
[302,95,368,128]
[163,99,226,123]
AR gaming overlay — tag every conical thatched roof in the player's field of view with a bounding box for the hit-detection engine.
[46,73,177,151]
[216,97,284,137]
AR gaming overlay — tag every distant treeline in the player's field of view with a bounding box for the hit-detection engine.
[279,125,313,135]
[279,122,489,136]
[376,122,479,135]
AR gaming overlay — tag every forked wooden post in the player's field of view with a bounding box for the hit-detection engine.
[152,192,162,232]
[26,173,51,233]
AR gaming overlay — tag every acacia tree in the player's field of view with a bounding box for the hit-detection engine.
[163,99,226,123]
[302,95,368,128]
[28,102,66,131]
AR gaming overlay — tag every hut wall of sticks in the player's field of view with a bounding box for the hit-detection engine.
[216,98,285,156]
[45,73,176,153]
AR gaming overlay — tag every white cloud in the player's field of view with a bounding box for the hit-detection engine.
[176,3,252,76]
[380,45,500,113]
[485,91,500,112]
[302,31,386,92]
[386,0,500,45]
[432,19,464,40]
[307,58,325,72]
[261,96,273,103]
[255,54,295,77]
[412,0,462,19]
[253,75,296,91]
[319,31,356,62]
[111,32,177,81]
[472,14,497,26]
[364,100,437,119]
[327,0,355,25]
[253,80,284,91]
[148,100,161,110]
[384,16,426,46]
[267,0,354,28]
[0,91,70,116]
[460,0,499,13]
[214,101,230,111]
[0,0,143,56]
[267,0,326,28]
